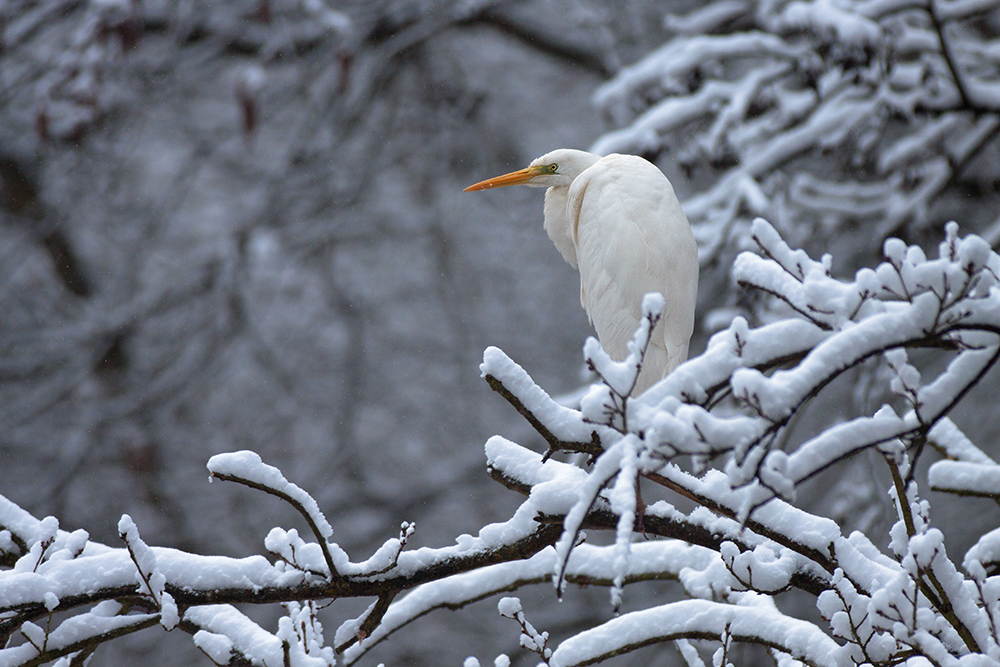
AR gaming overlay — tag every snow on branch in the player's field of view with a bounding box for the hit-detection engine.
[208,450,339,578]
[579,293,665,432]
[635,219,1000,515]
[118,515,178,630]
[5,212,1000,664]
[482,346,607,459]
[486,217,1000,519]
[549,598,840,667]
[477,219,1000,665]
[592,0,1000,262]
[4,219,994,666]
[341,540,721,664]
[929,460,1000,497]
[0,450,567,665]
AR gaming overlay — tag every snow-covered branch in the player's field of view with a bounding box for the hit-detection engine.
[475,220,1000,665]
[0,454,561,666]
[592,0,1000,262]
[3,216,1000,665]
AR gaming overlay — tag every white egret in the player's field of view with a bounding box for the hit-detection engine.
[465,149,698,395]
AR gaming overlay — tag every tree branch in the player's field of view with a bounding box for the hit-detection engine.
[484,373,603,459]
[208,470,340,582]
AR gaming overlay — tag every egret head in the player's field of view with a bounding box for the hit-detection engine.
[464,149,599,192]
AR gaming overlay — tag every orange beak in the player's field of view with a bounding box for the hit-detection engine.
[464,166,539,192]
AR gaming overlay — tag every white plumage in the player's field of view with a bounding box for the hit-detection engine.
[466,149,698,394]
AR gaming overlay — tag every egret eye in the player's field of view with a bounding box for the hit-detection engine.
[547,164,558,173]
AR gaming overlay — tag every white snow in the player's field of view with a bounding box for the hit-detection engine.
[185,605,285,666]
[3,612,159,665]
[929,461,1000,497]
[343,540,721,663]
[481,347,600,443]
[207,451,333,540]
[778,0,883,47]
[548,598,839,667]
[964,527,1000,578]
[497,597,522,617]
[0,547,305,612]
[192,630,234,664]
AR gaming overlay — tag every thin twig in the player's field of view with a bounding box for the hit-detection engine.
[334,592,398,654]
[209,471,340,582]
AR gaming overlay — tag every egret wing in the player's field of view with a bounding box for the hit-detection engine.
[569,154,698,390]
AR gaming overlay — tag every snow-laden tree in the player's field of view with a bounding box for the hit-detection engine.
[590,0,1000,265]
[5,0,1000,665]
[3,218,1000,666]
